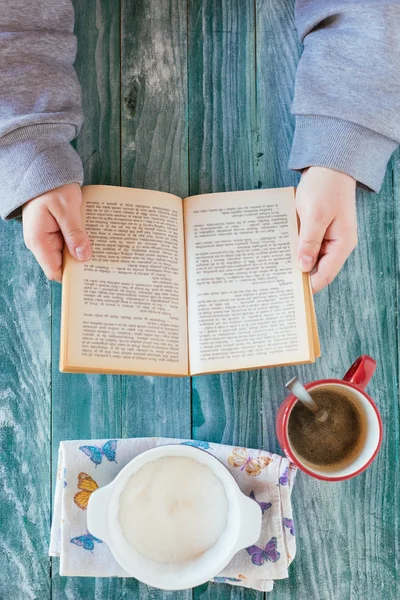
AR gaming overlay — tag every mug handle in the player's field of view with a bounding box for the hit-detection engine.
[343,355,376,390]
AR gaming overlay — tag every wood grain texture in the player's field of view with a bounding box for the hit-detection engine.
[120,1,191,599]
[51,1,123,599]
[0,219,51,600]
[121,0,188,198]
[255,0,301,190]
[188,2,264,599]
[73,0,122,187]
[188,0,257,195]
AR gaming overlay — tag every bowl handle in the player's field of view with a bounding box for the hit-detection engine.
[233,493,262,553]
[87,484,112,544]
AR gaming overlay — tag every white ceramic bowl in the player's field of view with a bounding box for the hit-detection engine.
[87,444,262,590]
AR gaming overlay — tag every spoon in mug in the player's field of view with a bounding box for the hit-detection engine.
[285,377,328,422]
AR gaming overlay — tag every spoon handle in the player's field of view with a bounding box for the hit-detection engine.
[285,376,319,414]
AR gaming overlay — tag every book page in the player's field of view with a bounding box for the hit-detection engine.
[61,186,188,376]
[184,188,313,375]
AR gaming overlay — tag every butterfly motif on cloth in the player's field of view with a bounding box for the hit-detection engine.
[70,532,102,551]
[213,577,242,583]
[249,490,272,514]
[278,466,289,486]
[181,440,210,450]
[283,517,295,536]
[228,447,272,477]
[74,472,99,510]
[79,440,118,467]
[246,537,280,565]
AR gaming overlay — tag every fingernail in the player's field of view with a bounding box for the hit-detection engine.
[75,245,91,260]
[299,255,314,271]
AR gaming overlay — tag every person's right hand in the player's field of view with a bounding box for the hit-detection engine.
[296,167,358,293]
[22,183,92,283]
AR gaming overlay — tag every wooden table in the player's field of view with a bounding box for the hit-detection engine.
[1,1,399,599]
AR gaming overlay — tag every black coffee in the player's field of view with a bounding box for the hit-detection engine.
[288,387,366,469]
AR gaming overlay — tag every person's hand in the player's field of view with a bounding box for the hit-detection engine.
[296,166,357,293]
[22,183,92,283]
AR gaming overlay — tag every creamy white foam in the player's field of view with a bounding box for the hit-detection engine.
[118,456,228,563]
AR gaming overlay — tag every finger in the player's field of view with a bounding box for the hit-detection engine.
[311,240,352,293]
[50,193,92,261]
[27,233,64,283]
[297,217,329,273]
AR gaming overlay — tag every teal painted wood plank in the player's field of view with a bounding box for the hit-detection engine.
[0,219,51,600]
[255,2,400,598]
[188,0,257,196]
[120,1,191,599]
[196,585,262,600]
[122,376,191,440]
[255,0,301,190]
[188,2,264,599]
[120,0,189,198]
[73,0,122,187]
[51,1,123,599]
[193,372,263,450]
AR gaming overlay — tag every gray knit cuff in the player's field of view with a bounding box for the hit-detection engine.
[0,123,84,220]
[289,115,398,193]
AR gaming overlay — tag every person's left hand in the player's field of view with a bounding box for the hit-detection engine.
[296,166,358,293]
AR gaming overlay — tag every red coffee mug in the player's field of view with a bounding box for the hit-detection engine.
[276,355,383,481]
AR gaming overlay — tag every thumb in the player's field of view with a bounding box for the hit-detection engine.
[51,189,92,261]
[297,218,327,273]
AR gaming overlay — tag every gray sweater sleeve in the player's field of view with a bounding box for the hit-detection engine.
[290,1,400,192]
[0,1,83,219]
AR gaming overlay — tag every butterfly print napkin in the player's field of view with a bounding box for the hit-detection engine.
[50,437,296,592]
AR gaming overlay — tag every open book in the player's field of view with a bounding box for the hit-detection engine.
[60,185,320,376]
